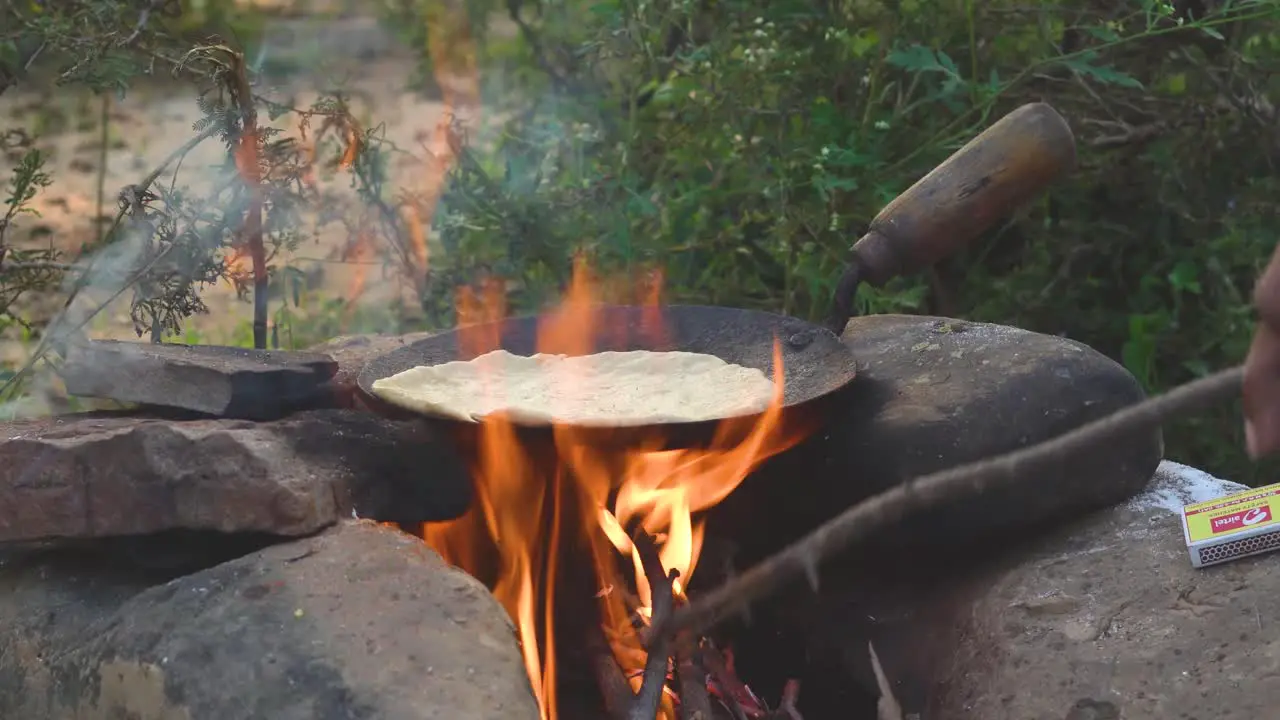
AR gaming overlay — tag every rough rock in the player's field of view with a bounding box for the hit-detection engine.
[0,409,471,543]
[308,332,436,409]
[749,462,1263,720]
[60,340,339,420]
[863,460,1278,719]
[717,314,1163,557]
[0,520,540,720]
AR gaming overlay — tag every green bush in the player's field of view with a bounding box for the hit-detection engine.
[403,0,1280,482]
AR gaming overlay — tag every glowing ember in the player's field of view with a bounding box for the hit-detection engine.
[419,256,810,720]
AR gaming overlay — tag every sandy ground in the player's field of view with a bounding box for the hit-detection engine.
[0,9,489,366]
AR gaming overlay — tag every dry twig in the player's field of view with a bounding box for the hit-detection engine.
[659,365,1245,638]
[630,529,678,720]
[223,48,269,350]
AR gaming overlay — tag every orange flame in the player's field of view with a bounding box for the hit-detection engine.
[420,260,810,720]
[404,4,806,718]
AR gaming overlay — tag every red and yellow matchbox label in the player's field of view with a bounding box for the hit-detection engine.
[1183,484,1280,544]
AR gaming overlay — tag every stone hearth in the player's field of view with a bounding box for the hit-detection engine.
[0,315,1229,719]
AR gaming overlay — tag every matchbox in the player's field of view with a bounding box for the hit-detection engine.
[1182,482,1280,568]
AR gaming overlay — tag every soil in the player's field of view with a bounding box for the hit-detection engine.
[0,4,489,368]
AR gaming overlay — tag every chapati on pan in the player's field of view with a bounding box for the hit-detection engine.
[369,348,775,426]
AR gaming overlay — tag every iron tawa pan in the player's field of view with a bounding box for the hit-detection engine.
[354,304,857,431]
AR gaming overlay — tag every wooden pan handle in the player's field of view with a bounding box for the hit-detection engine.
[825,103,1076,332]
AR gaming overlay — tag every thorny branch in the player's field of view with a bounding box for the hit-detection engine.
[658,365,1246,639]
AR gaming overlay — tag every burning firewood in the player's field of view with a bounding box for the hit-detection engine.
[630,526,679,720]
[617,527,802,720]
[588,621,635,720]
[673,629,713,720]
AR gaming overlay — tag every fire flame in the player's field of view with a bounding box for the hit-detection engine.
[420,257,809,719]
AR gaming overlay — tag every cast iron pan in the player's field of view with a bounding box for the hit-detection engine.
[358,303,854,418]
[355,103,1079,429]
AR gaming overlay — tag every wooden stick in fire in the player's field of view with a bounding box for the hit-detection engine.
[629,529,679,720]
[656,365,1245,639]
[589,623,636,720]
[673,631,714,720]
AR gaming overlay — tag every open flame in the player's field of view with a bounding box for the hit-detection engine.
[419,256,810,719]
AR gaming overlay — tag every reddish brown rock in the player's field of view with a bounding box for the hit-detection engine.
[0,409,471,543]
[0,520,540,720]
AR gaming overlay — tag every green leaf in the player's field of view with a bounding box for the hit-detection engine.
[814,175,859,199]
[1121,314,1159,386]
[1086,25,1123,43]
[1200,25,1225,41]
[887,44,960,79]
[847,29,880,58]
[1167,260,1203,294]
[1060,52,1144,89]
[0,40,18,73]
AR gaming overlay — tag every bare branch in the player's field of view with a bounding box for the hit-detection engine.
[661,366,1245,639]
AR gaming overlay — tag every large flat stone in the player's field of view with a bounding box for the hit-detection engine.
[845,461,1280,719]
[714,314,1163,559]
[0,409,471,543]
[60,340,339,420]
[0,520,540,720]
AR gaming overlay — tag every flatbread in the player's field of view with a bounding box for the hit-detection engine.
[369,349,776,427]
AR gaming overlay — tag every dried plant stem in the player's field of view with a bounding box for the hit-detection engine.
[661,365,1246,638]
[226,50,268,350]
[95,94,109,246]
